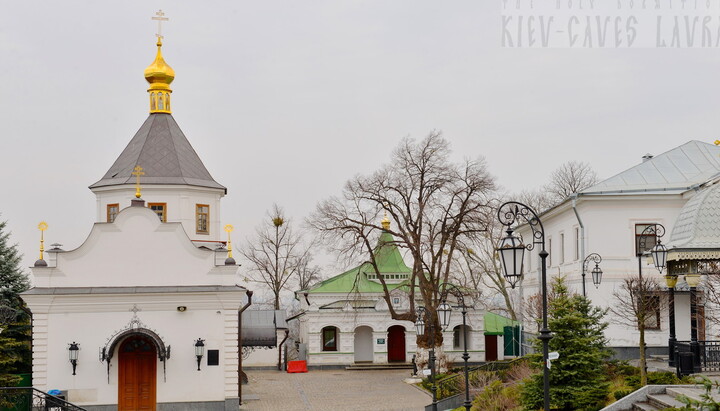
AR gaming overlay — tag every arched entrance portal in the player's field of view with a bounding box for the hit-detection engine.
[387,325,406,363]
[119,336,157,411]
[354,326,374,363]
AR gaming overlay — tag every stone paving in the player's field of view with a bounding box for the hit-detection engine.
[239,369,431,411]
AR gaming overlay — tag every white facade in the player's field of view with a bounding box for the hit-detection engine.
[23,205,246,410]
[296,291,493,367]
[512,141,720,353]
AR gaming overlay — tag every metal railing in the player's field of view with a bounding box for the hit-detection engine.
[432,358,524,400]
[675,340,720,374]
[0,387,87,411]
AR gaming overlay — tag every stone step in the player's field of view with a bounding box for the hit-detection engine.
[345,363,414,370]
[632,402,660,411]
[647,393,685,409]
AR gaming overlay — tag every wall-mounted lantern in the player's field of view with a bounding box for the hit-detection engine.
[195,339,205,371]
[68,342,80,375]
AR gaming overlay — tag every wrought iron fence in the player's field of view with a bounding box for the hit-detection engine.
[0,387,87,411]
[675,340,720,373]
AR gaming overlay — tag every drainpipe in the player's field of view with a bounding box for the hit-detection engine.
[238,289,253,405]
[571,194,585,284]
[277,329,290,371]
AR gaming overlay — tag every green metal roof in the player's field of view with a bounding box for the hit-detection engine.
[304,232,411,294]
[484,312,520,335]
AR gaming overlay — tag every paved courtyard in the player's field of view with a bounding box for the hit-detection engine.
[240,369,430,411]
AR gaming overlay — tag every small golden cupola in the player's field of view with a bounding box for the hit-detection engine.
[144,11,174,114]
[381,212,391,230]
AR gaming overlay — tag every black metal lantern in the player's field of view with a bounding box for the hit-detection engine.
[194,338,205,371]
[651,240,668,274]
[591,264,603,288]
[68,342,79,375]
[415,307,426,336]
[497,228,525,288]
[438,300,452,330]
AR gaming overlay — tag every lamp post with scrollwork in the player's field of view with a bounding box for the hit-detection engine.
[496,201,550,411]
[581,253,603,297]
[436,283,471,411]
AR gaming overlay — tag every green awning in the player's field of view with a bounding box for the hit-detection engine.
[484,312,520,335]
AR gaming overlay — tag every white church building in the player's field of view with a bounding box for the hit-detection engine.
[295,217,510,368]
[21,29,250,410]
[514,140,720,358]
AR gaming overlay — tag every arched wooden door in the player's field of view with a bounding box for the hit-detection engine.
[387,325,406,363]
[119,336,157,411]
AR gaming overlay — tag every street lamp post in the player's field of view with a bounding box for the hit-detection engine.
[637,224,671,365]
[416,306,439,411]
[437,283,471,411]
[581,253,603,297]
[496,201,551,411]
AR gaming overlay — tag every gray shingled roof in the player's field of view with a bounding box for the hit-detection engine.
[581,140,720,195]
[667,182,720,250]
[89,113,225,191]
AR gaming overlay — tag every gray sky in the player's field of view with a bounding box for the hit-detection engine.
[3,1,720,273]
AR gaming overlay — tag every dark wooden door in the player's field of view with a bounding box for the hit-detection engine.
[119,336,157,411]
[485,335,498,361]
[387,325,406,363]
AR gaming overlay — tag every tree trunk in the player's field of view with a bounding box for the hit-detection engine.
[639,323,647,386]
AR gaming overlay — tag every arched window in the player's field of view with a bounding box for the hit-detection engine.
[322,326,338,351]
[166,96,170,111]
[453,325,471,350]
[150,93,156,110]
[158,93,165,110]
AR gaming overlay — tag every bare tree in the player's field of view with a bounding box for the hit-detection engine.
[295,254,323,291]
[610,276,665,386]
[310,131,496,346]
[242,205,313,310]
[451,206,518,320]
[545,161,599,203]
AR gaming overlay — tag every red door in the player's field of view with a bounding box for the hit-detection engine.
[387,325,406,363]
[119,336,157,411]
[485,335,498,361]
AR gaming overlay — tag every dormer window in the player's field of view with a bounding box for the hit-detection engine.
[196,204,209,234]
[149,203,167,222]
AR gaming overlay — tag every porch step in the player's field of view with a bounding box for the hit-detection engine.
[631,402,659,411]
[346,363,414,370]
[647,393,685,409]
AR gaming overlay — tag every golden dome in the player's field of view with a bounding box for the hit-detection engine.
[144,38,174,113]
[144,39,175,88]
[381,213,391,230]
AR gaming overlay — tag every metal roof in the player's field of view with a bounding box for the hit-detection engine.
[667,182,720,250]
[581,140,720,195]
[89,113,225,191]
[241,310,287,347]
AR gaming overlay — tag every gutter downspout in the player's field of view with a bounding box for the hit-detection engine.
[571,194,585,286]
[278,329,290,371]
[238,289,253,405]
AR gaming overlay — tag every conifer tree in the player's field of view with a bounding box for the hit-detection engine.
[0,217,31,387]
[521,277,612,411]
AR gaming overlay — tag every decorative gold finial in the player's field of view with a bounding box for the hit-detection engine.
[38,221,48,261]
[224,224,234,259]
[381,211,391,230]
[132,165,145,198]
[145,10,174,114]
[715,140,720,146]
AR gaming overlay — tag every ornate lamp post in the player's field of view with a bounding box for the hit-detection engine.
[438,283,471,411]
[685,273,702,373]
[496,201,551,411]
[637,224,671,365]
[415,306,438,411]
[68,342,80,375]
[582,253,603,297]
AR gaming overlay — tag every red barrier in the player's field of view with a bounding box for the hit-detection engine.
[287,360,308,373]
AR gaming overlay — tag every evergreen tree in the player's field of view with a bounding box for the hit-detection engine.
[520,277,612,411]
[0,217,31,387]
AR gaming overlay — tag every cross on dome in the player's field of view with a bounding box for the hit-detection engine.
[152,10,169,40]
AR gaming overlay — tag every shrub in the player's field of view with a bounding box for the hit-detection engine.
[471,380,521,411]
[613,389,632,400]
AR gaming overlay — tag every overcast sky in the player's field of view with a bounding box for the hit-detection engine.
[3,1,720,274]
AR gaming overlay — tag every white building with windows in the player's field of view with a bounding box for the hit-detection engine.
[294,218,512,368]
[514,140,720,357]
[21,33,250,410]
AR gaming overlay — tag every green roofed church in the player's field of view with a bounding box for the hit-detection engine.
[294,217,513,367]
